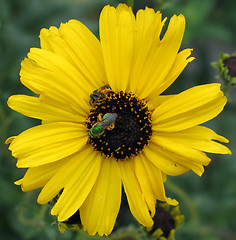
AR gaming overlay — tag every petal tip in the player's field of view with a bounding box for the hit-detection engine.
[57,212,68,223]
[37,195,45,205]
[5,136,15,144]
[6,95,17,109]
[188,56,195,62]
[14,179,23,185]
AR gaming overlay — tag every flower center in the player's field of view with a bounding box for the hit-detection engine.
[86,89,152,160]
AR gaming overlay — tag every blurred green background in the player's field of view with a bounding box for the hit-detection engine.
[0,0,235,239]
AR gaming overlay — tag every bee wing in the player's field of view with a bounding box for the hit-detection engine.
[102,113,118,127]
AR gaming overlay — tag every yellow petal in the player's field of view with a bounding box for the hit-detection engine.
[58,20,107,88]
[118,159,153,227]
[156,126,231,155]
[135,14,186,99]
[37,146,99,203]
[40,23,106,91]
[146,141,205,176]
[147,48,194,102]
[99,4,135,91]
[80,158,121,236]
[129,8,165,93]
[5,136,15,144]
[146,95,175,111]
[48,147,103,221]
[16,157,69,192]
[40,26,59,51]
[151,135,211,166]
[134,154,156,217]
[140,153,177,206]
[143,143,191,176]
[8,122,87,167]
[162,172,167,182]
[152,83,227,132]
[20,48,90,114]
[14,179,23,185]
[134,154,177,217]
[7,95,86,123]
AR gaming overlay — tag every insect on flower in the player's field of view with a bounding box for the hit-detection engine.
[89,113,118,138]
[89,84,112,106]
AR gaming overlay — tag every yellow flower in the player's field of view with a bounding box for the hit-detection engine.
[6,4,231,236]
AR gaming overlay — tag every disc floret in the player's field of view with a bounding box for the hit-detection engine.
[87,91,152,160]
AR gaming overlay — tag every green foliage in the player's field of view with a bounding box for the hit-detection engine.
[0,0,236,239]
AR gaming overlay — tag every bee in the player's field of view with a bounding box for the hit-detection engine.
[89,84,112,106]
[89,113,118,138]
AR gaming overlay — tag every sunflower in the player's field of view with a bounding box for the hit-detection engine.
[6,4,231,236]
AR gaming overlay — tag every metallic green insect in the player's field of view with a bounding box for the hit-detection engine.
[89,113,118,138]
